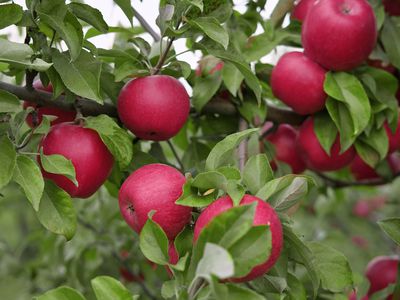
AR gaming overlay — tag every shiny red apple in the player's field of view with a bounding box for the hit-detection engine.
[292,0,316,22]
[366,256,399,299]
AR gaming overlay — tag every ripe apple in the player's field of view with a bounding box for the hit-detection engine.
[296,117,356,171]
[24,81,76,127]
[302,0,377,71]
[195,55,224,77]
[117,75,190,141]
[383,0,400,16]
[350,153,400,180]
[366,256,399,299]
[40,123,114,198]
[292,0,316,22]
[384,120,400,153]
[271,52,327,115]
[118,163,192,240]
[265,124,306,174]
[352,199,372,218]
[166,241,179,277]
[193,194,283,282]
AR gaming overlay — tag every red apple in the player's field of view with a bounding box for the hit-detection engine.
[40,123,114,198]
[193,195,283,282]
[195,56,224,76]
[166,241,179,277]
[117,75,190,141]
[292,0,316,22]
[367,59,396,74]
[384,120,400,153]
[350,153,400,180]
[296,117,356,171]
[383,0,400,16]
[271,52,327,115]
[24,81,76,127]
[353,199,372,218]
[366,256,399,299]
[119,163,192,240]
[302,0,377,71]
[265,124,306,173]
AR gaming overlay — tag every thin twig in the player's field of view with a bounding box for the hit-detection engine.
[151,37,175,75]
[16,127,36,150]
[167,140,185,172]
[132,7,160,41]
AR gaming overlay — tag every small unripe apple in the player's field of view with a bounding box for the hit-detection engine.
[384,120,400,153]
[117,75,190,141]
[292,0,316,22]
[383,0,400,16]
[366,256,399,298]
[24,81,76,127]
[265,124,306,174]
[195,56,224,77]
[193,194,283,282]
[302,0,377,71]
[296,117,356,171]
[271,52,327,115]
[40,123,114,198]
[119,164,192,240]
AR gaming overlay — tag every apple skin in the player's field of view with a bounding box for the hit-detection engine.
[302,0,377,71]
[117,75,190,141]
[271,52,327,115]
[366,256,399,299]
[40,123,114,198]
[119,163,192,240]
[193,194,283,282]
[292,0,316,22]
[266,124,306,174]
[24,81,76,127]
[384,120,400,153]
[296,117,356,171]
[383,0,400,16]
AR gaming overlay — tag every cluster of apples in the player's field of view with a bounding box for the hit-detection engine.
[118,163,283,282]
[266,0,400,178]
[349,255,399,300]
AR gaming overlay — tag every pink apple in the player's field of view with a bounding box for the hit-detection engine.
[366,256,399,299]
[292,0,316,22]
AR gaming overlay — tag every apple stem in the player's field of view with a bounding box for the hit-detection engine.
[167,140,185,172]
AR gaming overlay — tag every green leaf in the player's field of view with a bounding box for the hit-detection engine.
[36,181,77,241]
[229,225,271,277]
[378,218,400,246]
[308,242,353,293]
[381,17,400,69]
[40,150,77,186]
[85,115,133,169]
[211,279,266,300]
[0,135,16,189]
[222,62,244,97]
[324,72,371,140]
[175,226,194,257]
[34,286,86,300]
[355,140,380,168]
[0,38,52,71]
[139,217,169,265]
[113,0,134,25]
[256,175,314,212]
[0,3,23,29]
[314,111,338,155]
[192,72,222,111]
[52,50,103,103]
[358,126,389,162]
[206,128,259,170]
[192,171,228,191]
[161,280,175,299]
[190,17,229,49]
[68,3,108,33]
[176,179,216,207]
[226,180,245,206]
[187,0,204,11]
[237,99,267,126]
[286,273,307,300]
[37,3,83,61]
[195,243,235,281]
[284,224,320,298]
[0,89,21,112]
[13,155,44,211]
[243,154,274,195]
[209,49,262,103]
[91,276,133,300]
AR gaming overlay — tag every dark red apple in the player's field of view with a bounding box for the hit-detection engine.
[384,120,400,153]
[265,124,306,173]
[271,52,327,115]
[292,0,316,22]
[350,155,380,181]
[383,0,400,16]
[296,117,356,171]
[366,256,399,299]
[24,81,76,127]
[193,194,283,282]
[40,123,114,198]
[117,75,190,141]
[302,0,377,71]
[118,163,192,240]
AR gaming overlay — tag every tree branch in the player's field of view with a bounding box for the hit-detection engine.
[132,6,161,41]
[316,171,400,188]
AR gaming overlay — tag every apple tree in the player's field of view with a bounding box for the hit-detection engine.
[0,0,399,299]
